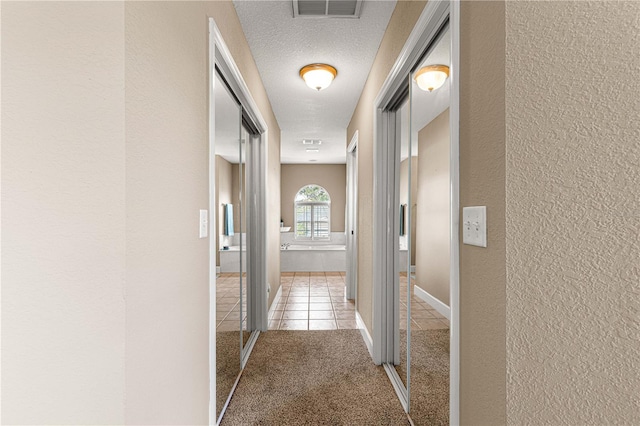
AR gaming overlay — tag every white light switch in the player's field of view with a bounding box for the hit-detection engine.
[462,206,486,247]
[199,209,208,238]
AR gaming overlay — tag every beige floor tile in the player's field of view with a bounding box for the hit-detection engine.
[308,320,337,330]
[309,296,331,303]
[414,319,448,329]
[309,311,335,320]
[287,296,309,303]
[224,312,241,320]
[268,319,280,330]
[411,309,436,319]
[279,320,308,330]
[283,311,309,320]
[217,321,237,332]
[270,310,284,320]
[309,302,333,310]
[284,303,308,311]
[336,319,357,329]
[334,310,355,320]
[332,302,355,311]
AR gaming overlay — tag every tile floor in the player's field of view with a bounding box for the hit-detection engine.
[399,273,449,330]
[217,271,447,332]
[216,272,247,332]
[269,272,357,330]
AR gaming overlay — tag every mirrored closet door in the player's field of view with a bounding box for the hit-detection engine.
[214,71,243,420]
[382,19,453,424]
[214,70,261,422]
[407,23,452,425]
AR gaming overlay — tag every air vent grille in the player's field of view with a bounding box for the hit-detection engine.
[293,0,362,18]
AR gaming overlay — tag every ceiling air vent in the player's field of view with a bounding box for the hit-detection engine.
[293,0,362,18]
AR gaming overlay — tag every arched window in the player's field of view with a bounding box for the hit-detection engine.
[295,185,331,240]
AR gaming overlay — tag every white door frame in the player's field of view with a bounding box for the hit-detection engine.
[371,1,460,423]
[346,131,358,301]
[209,18,269,426]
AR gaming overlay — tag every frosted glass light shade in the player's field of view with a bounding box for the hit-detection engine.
[414,65,450,92]
[300,64,337,91]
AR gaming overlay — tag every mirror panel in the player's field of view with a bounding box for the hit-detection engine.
[214,72,242,419]
[394,97,412,391]
[240,126,251,348]
[408,25,452,424]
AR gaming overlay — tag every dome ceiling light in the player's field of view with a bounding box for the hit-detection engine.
[414,64,449,92]
[300,64,338,91]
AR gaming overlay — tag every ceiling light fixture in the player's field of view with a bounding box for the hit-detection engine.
[300,63,337,91]
[414,64,449,92]
[302,139,314,145]
[306,148,319,153]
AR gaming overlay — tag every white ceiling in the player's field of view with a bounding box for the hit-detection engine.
[233,0,397,164]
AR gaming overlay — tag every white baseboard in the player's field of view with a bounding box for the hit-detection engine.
[355,311,374,359]
[413,285,451,320]
[216,266,221,274]
[268,285,282,320]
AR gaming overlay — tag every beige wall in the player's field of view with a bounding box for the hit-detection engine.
[281,164,346,233]
[505,2,640,424]
[347,0,427,332]
[1,2,126,424]
[216,156,233,265]
[399,157,418,264]
[125,2,280,424]
[231,163,246,233]
[459,2,507,423]
[2,1,280,424]
[348,1,507,423]
[415,109,450,305]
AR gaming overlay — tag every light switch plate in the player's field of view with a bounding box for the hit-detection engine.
[199,209,208,238]
[462,206,486,247]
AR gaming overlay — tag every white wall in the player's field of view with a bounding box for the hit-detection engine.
[1,3,126,423]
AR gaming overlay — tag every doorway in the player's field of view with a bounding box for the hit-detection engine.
[346,131,358,302]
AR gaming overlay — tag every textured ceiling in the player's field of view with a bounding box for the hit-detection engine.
[233,0,397,164]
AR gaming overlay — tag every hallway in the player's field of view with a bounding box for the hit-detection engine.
[2,1,636,425]
[220,330,409,425]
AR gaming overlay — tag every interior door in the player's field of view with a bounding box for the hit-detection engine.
[346,142,358,301]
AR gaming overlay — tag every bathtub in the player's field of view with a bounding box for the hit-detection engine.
[283,244,345,251]
[281,244,346,272]
[219,246,245,273]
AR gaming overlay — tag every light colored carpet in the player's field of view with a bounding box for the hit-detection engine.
[407,330,449,425]
[221,330,410,425]
[217,331,241,416]
[394,329,450,424]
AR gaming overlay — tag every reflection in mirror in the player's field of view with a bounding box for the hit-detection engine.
[394,98,412,390]
[214,72,242,419]
[409,25,451,424]
[240,125,251,348]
